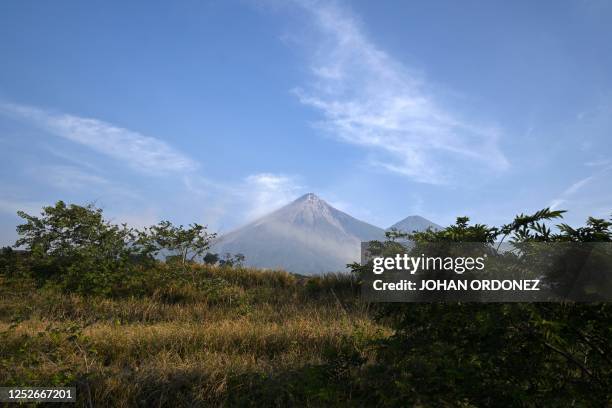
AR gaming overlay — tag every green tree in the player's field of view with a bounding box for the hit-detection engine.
[219,252,245,268]
[203,252,220,265]
[0,246,26,277]
[144,221,217,284]
[14,201,149,294]
[16,201,136,259]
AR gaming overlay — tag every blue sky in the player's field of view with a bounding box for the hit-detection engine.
[1,0,611,245]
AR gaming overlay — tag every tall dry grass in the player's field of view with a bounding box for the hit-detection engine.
[0,266,390,406]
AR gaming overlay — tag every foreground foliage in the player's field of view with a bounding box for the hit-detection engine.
[348,209,612,406]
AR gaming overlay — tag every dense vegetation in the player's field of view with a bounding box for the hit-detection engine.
[1,201,611,406]
[350,209,612,406]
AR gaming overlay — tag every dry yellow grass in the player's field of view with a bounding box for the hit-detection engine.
[0,269,390,406]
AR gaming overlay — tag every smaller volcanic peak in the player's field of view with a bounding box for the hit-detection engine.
[388,215,441,233]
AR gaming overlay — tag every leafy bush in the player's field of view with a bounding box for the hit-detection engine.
[8,201,231,297]
[354,209,612,406]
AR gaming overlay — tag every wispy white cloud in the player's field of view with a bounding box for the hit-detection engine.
[243,173,303,220]
[564,176,595,196]
[549,165,612,211]
[182,172,304,228]
[0,101,306,231]
[0,98,323,247]
[0,102,198,174]
[549,176,594,210]
[291,1,508,184]
[548,199,566,211]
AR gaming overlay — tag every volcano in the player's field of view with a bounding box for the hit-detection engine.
[212,193,386,274]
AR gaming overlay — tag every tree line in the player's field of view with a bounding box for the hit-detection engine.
[1,201,243,295]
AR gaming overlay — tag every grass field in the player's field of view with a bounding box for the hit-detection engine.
[0,267,391,406]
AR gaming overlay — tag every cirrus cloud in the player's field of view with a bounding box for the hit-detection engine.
[0,102,198,174]
[291,0,509,184]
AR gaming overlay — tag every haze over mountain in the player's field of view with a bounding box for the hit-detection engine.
[213,193,439,274]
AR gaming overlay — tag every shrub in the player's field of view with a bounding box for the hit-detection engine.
[359,209,612,406]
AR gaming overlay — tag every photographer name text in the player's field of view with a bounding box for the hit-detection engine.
[372,279,541,291]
